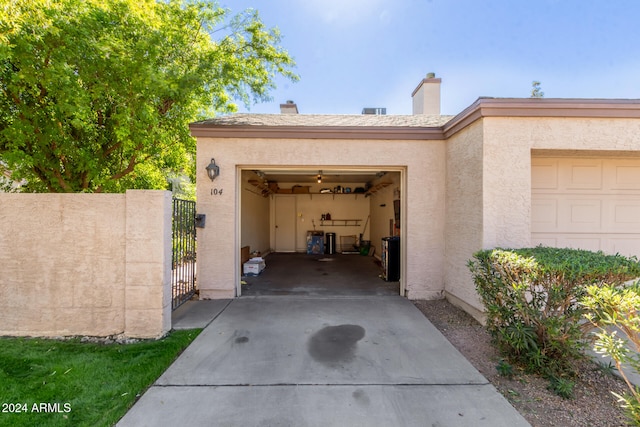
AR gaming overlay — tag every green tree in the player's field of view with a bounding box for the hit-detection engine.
[0,0,296,192]
[531,80,544,98]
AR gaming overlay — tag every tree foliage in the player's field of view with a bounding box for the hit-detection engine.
[0,0,297,192]
[530,80,544,98]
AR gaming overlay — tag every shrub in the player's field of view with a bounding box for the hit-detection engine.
[468,246,640,396]
[581,282,640,425]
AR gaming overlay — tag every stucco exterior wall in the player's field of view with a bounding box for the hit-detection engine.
[0,190,171,338]
[196,137,446,299]
[483,116,640,248]
[444,120,484,315]
[446,116,640,319]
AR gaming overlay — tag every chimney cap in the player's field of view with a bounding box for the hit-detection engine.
[426,72,436,79]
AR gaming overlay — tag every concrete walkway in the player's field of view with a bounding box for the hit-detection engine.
[118,296,530,426]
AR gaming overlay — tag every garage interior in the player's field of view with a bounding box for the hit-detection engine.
[239,168,403,296]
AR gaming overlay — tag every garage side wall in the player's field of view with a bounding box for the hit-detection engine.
[196,137,446,300]
[0,190,171,338]
[241,171,271,255]
[444,120,485,318]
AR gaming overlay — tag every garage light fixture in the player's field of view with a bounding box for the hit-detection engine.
[317,171,322,183]
[206,158,220,181]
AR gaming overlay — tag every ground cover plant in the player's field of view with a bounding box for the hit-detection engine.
[468,246,640,398]
[0,329,201,427]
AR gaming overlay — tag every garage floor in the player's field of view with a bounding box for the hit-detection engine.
[242,253,400,296]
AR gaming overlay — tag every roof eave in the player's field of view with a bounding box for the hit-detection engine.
[444,98,640,137]
[189,124,445,140]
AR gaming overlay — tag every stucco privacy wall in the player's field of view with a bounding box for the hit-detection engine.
[0,190,171,338]
[196,137,446,299]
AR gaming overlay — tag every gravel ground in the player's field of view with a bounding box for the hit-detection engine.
[413,299,630,427]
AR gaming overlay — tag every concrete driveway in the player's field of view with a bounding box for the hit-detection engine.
[117,296,530,426]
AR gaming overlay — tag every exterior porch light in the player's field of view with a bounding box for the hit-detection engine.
[206,158,220,181]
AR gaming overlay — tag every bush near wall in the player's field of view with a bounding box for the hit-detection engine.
[468,247,640,389]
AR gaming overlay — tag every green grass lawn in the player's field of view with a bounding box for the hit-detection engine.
[0,329,201,427]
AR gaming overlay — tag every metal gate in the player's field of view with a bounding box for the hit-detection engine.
[172,198,196,310]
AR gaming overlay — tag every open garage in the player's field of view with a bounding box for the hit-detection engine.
[239,168,403,296]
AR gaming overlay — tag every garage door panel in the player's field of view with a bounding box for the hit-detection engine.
[612,201,640,230]
[562,160,603,190]
[531,235,558,247]
[565,199,602,230]
[563,236,603,253]
[532,160,559,190]
[607,160,640,190]
[608,236,640,258]
[531,198,558,232]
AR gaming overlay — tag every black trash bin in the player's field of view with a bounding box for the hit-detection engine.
[325,232,336,254]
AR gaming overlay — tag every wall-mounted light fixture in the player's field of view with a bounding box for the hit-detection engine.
[206,158,220,181]
[317,170,322,183]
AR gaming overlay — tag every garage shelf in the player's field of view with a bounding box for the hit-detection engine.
[319,219,362,226]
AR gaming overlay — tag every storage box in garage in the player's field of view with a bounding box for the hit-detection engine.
[243,258,266,276]
[292,185,310,194]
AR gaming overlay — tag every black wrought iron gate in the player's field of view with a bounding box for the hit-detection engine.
[172,198,196,310]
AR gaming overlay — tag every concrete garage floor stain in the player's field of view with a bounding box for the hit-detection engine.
[308,324,365,366]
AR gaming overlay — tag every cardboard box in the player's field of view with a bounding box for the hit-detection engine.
[243,258,266,276]
[277,188,292,194]
[292,185,310,194]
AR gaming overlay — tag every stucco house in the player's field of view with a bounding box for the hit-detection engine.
[190,74,640,320]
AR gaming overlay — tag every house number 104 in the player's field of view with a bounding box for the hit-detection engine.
[211,188,223,196]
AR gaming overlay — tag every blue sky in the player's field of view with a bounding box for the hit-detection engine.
[220,0,640,115]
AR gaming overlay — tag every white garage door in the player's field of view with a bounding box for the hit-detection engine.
[532,156,640,258]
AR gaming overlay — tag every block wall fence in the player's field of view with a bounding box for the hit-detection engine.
[0,190,171,338]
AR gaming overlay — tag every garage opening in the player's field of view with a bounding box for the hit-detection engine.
[239,167,403,296]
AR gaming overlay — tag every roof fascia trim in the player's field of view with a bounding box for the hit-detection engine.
[189,125,445,140]
[444,98,640,138]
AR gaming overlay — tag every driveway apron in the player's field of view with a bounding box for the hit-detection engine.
[117,296,530,426]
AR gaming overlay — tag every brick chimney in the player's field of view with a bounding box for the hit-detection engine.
[412,73,441,115]
[280,100,299,114]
